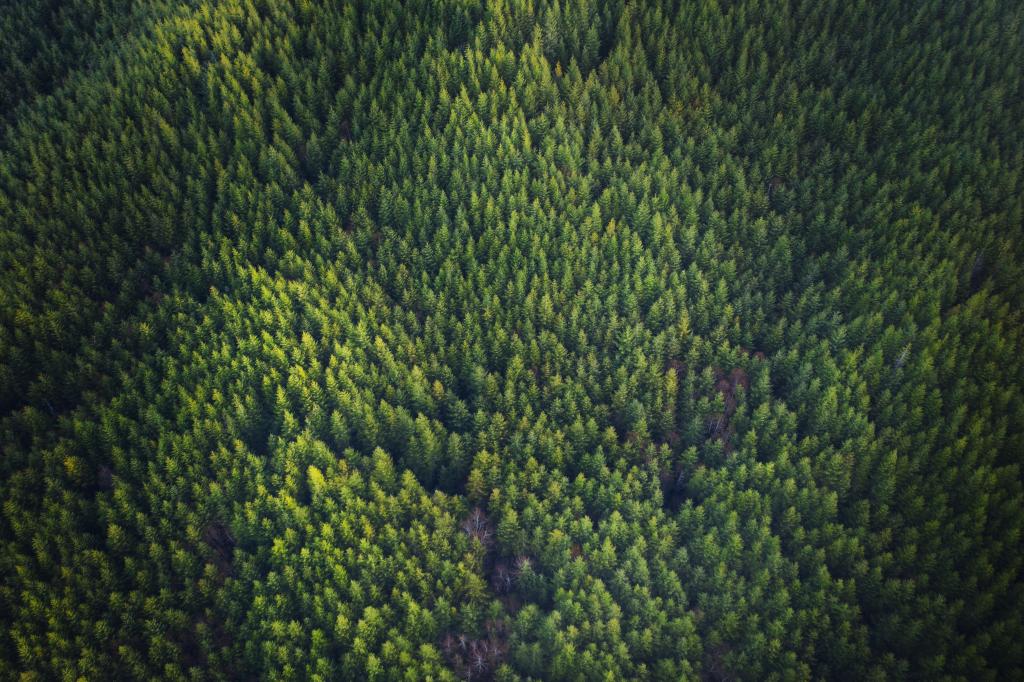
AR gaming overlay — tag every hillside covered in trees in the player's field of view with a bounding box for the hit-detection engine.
[2,0,1023,679]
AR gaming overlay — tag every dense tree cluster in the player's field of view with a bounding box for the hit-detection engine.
[1,0,1022,679]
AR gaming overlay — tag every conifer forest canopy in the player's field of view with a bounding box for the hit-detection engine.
[2,0,1023,679]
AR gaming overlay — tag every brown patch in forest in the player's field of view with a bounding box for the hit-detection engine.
[176,615,235,675]
[96,465,114,491]
[441,619,509,680]
[738,347,767,361]
[490,560,515,594]
[488,558,526,614]
[706,367,749,453]
[703,642,735,682]
[662,430,682,448]
[202,521,236,578]
[625,429,648,446]
[666,358,686,374]
[461,507,494,549]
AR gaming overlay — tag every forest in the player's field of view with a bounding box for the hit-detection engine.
[1,0,1022,679]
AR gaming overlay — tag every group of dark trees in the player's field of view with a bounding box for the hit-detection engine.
[1,0,1022,679]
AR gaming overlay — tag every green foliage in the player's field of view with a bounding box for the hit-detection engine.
[1,0,1023,679]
